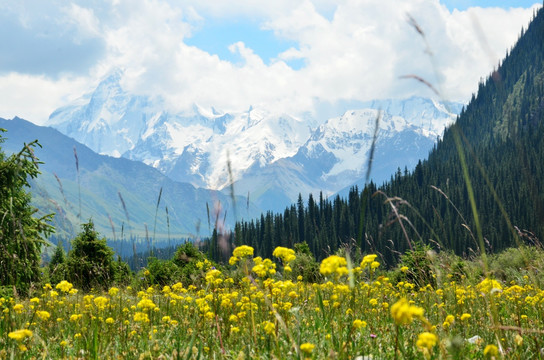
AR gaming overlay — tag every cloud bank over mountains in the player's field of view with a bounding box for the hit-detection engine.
[0,0,541,124]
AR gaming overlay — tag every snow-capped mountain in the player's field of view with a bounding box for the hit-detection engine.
[233,101,462,211]
[47,71,463,213]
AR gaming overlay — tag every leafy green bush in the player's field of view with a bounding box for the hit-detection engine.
[135,242,216,288]
[395,242,437,288]
[488,245,544,283]
[289,242,322,283]
[65,220,119,290]
[143,257,180,286]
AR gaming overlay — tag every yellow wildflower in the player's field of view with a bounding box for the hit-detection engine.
[273,246,296,263]
[263,321,275,336]
[137,298,156,311]
[483,344,499,357]
[36,311,51,321]
[108,287,119,297]
[391,298,424,325]
[232,245,254,259]
[13,304,24,314]
[477,278,502,294]
[55,280,73,293]
[8,329,33,341]
[353,319,367,329]
[300,343,315,354]
[134,312,150,323]
[361,254,378,268]
[416,332,438,350]
[93,296,109,310]
[320,255,348,277]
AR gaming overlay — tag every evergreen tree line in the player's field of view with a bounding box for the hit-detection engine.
[213,6,544,267]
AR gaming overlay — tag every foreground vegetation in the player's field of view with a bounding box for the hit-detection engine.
[2,243,544,359]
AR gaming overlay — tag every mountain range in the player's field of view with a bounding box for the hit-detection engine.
[47,72,463,212]
[0,117,255,244]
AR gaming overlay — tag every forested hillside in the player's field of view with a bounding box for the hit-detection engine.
[226,6,544,266]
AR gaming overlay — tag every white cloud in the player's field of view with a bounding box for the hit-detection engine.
[63,3,102,41]
[0,0,540,124]
[0,73,90,125]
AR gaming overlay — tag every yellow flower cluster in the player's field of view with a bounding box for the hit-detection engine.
[352,319,367,329]
[205,269,223,284]
[93,296,109,310]
[360,254,379,269]
[137,298,156,311]
[390,298,424,325]
[36,311,51,321]
[477,278,503,294]
[300,342,315,354]
[320,255,348,277]
[416,331,438,350]
[8,329,33,341]
[252,257,276,278]
[56,280,73,293]
[273,246,296,263]
[230,245,254,265]
[442,314,455,328]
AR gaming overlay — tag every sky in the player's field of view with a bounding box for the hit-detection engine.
[0,0,542,125]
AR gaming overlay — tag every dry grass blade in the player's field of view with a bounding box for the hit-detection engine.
[375,190,413,251]
[399,75,440,96]
[108,214,116,242]
[152,186,163,256]
[73,146,81,222]
[358,110,381,247]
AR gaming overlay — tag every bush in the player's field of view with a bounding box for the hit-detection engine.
[289,242,322,283]
[395,243,437,288]
[489,245,544,283]
[144,257,180,286]
[65,220,118,290]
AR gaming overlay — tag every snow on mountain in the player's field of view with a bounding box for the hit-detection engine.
[298,99,459,190]
[47,71,312,191]
[47,71,462,213]
[228,98,460,211]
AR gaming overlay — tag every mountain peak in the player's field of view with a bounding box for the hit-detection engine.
[46,75,462,212]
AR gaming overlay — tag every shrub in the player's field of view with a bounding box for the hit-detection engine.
[396,242,437,288]
[289,242,322,283]
[489,245,544,283]
[144,257,180,286]
[65,220,118,290]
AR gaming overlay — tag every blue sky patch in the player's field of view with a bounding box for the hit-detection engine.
[442,0,540,11]
[185,20,301,67]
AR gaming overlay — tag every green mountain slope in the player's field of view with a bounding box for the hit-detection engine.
[231,6,544,265]
[0,117,258,244]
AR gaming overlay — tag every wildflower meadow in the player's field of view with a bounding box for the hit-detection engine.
[2,245,543,359]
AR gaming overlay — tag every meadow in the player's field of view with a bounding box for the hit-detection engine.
[2,244,543,360]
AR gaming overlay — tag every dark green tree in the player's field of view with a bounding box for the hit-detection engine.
[48,241,67,284]
[66,220,117,290]
[0,131,54,293]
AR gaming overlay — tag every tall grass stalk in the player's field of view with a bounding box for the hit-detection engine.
[73,146,81,225]
[152,187,163,257]
[358,111,381,250]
